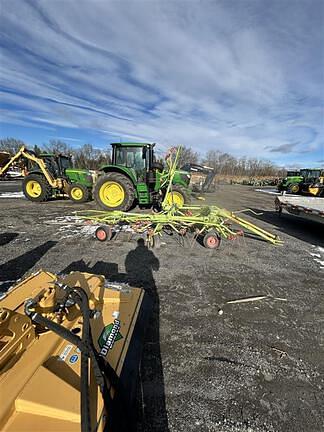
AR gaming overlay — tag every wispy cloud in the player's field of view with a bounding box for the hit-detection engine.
[0,0,323,163]
[47,135,82,142]
[267,143,298,154]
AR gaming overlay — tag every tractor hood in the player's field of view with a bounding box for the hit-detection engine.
[65,168,98,185]
[173,169,191,186]
[66,168,92,175]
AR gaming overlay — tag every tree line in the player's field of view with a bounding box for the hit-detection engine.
[176,146,285,177]
[202,150,285,177]
[0,138,111,170]
[0,137,285,176]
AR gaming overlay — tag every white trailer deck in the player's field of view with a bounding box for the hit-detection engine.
[275,194,324,224]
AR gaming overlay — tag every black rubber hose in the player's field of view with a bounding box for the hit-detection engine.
[69,290,91,432]
[26,289,93,432]
[27,312,83,348]
[25,286,115,432]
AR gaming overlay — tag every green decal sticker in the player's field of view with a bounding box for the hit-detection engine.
[98,319,123,356]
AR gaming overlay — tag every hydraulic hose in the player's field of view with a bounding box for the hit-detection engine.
[25,286,103,432]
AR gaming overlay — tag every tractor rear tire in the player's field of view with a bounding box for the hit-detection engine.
[165,185,190,207]
[287,183,300,194]
[94,173,135,211]
[22,174,52,202]
[68,183,90,203]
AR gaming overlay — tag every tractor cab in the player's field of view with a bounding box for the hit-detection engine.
[111,143,152,182]
[299,168,324,196]
[38,153,73,178]
[57,155,73,175]
[286,170,300,177]
[26,153,72,178]
[111,143,168,185]
[299,168,321,183]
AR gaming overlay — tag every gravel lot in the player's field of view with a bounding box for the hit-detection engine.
[0,181,323,432]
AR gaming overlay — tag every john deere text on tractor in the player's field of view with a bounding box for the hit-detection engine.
[94,143,191,211]
[0,146,95,203]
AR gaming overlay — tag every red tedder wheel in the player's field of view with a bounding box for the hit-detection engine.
[95,226,112,242]
[203,232,221,249]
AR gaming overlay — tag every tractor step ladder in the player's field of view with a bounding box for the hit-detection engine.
[136,183,150,204]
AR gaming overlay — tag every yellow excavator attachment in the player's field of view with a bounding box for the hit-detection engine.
[0,270,148,432]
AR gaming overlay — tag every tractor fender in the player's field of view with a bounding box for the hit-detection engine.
[98,165,137,186]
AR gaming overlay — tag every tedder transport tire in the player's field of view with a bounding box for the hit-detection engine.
[95,226,112,242]
[165,185,190,207]
[203,231,221,249]
[68,183,90,203]
[22,174,52,202]
[94,173,135,211]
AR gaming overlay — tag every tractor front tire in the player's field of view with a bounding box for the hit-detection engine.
[165,185,190,207]
[94,173,135,211]
[68,183,91,203]
[22,174,51,202]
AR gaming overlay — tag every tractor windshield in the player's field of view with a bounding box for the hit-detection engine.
[115,147,146,171]
[286,171,299,177]
[300,169,321,178]
[59,157,72,171]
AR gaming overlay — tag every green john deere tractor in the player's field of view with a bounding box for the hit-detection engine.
[94,143,191,211]
[0,146,95,203]
[26,151,95,203]
[277,170,302,193]
[278,168,322,194]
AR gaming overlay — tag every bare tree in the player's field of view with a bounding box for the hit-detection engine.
[0,137,26,154]
[177,145,200,167]
[73,144,111,170]
[43,140,73,155]
[0,136,286,176]
[203,150,283,177]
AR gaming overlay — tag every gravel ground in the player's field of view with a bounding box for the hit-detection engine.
[0,181,323,432]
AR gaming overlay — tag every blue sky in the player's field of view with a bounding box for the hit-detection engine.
[0,0,323,167]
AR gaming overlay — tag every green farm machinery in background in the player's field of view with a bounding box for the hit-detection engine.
[277,170,302,193]
[0,146,95,202]
[30,152,95,202]
[278,168,323,195]
[94,143,191,211]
